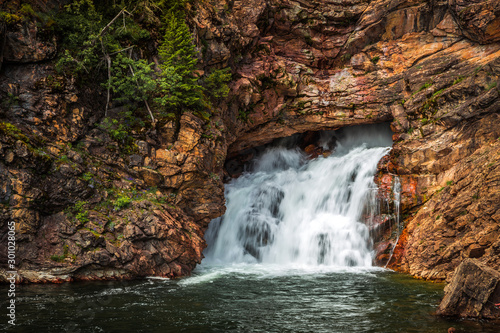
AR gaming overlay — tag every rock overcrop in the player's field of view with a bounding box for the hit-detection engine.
[1,0,499,282]
[437,258,500,319]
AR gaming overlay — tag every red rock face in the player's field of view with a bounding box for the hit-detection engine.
[1,0,499,282]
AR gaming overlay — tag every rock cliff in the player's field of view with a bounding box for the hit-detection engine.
[0,0,499,282]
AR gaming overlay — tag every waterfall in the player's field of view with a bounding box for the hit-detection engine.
[393,176,401,233]
[204,124,393,268]
[385,175,402,268]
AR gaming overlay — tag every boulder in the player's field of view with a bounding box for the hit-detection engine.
[436,259,500,319]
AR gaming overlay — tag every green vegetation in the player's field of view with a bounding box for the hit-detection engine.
[64,200,90,224]
[238,109,250,122]
[98,115,139,154]
[446,180,453,186]
[453,76,465,85]
[74,201,90,223]
[50,244,70,262]
[370,56,380,64]
[431,89,444,98]
[2,92,20,108]
[416,82,433,94]
[0,3,36,24]
[106,53,157,122]
[81,172,93,182]
[155,8,204,118]
[204,68,232,101]
[57,155,70,164]
[0,121,29,143]
[114,194,132,210]
[76,210,89,223]
[50,0,231,140]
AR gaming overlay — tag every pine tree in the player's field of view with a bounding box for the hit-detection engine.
[155,10,204,116]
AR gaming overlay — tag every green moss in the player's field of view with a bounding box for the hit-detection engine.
[416,82,433,94]
[237,109,250,122]
[370,56,380,64]
[50,244,69,262]
[0,122,30,143]
[0,12,22,24]
[432,89,444,98]
[18,4,35,17]
[453,76,465,85]
[82,227,102,239]
[50,254,65,262]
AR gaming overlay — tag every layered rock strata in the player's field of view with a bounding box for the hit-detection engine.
[0,0,499,282]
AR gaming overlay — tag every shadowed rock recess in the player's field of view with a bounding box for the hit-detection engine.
[0,0,499,283]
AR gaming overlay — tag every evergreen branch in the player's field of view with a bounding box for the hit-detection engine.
[97,8,127,40]
[127,62,156,124]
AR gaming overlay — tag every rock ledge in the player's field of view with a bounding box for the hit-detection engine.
[437,259,500,319]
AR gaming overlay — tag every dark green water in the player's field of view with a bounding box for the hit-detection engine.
[1,265,498,332]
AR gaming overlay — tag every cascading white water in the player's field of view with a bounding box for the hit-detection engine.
[393,176,401,233]
[203,124,393,268]
[385,175,402,268]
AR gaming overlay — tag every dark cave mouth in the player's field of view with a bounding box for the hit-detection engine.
[224,122,394,181]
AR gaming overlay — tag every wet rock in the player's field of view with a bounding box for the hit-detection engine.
[437,259,500,319]
[1,0,500,283]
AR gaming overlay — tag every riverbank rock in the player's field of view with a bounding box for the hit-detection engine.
[436,259,500,319]
[1,0,500,282]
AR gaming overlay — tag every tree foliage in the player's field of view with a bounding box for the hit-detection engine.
[107,53,156,104]
[203,68,232,100]
[155,10,204,116]
[53,0,231,131]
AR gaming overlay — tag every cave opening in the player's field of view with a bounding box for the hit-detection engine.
[224,122,394,181]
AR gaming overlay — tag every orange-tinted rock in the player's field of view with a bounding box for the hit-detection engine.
[1,0,500,283]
